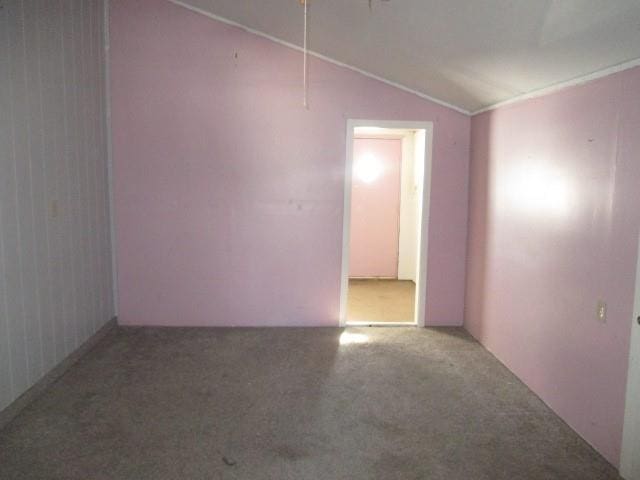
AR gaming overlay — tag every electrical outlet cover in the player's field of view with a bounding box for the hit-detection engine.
[597,300,607,323]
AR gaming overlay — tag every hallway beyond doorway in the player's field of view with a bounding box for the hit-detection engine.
[347,279,416,324]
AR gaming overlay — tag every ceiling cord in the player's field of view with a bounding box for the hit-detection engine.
[303,0,308,108]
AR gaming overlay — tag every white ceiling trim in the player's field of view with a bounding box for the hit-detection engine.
[166,0,471,116]
[164,1,640,119]
[473,57,640,115]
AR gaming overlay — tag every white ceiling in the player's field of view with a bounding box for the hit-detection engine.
[175,0,640,114]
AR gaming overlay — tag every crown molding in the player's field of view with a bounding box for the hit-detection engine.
[472,57,640,115]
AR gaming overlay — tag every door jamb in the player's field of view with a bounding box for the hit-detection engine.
[621,233,640,479]
[339,119,434,327]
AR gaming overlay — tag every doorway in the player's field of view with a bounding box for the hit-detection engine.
[339,120,433,327]
[621,233,640,480]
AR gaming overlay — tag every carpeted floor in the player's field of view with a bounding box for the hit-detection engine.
[347,279,416,323]
[0,326,621,480]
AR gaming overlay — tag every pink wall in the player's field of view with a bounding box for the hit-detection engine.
[349,138,402,278]
[466,67,640,466]
[109,0,470,327]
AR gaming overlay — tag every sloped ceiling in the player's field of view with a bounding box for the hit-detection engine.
[174,0,640,113]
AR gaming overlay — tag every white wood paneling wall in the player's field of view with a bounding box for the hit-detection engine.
[0,0,113,411]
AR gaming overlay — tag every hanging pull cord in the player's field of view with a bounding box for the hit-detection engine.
[303,0,308,108]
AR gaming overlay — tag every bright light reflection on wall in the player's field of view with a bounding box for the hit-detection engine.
[339,332,369,345]
[503,165,573,217]
[354,153,382,183]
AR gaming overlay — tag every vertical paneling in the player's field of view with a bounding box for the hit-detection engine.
[74,0,89,343]
[0,0,15,409]
[61,0,79,355]
[41,0,66,364]
[98,0,114,322]
[0,0,114,412]
[5,0,35,394]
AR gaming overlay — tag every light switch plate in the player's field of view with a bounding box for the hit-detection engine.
[597,300,607,323]
[50,200,59,218]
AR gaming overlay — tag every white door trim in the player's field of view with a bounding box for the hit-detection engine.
[621,233,640,479]
[339,119,434,327]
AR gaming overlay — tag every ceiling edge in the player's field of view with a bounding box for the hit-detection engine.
[472,57,640,116]
[166,0,471,116]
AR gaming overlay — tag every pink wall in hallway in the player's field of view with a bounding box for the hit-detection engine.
[349,138,402,278]
[109,0,470,327]
[465,67,640,465]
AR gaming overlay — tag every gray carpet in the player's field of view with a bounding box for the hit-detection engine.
[0,327,621,480]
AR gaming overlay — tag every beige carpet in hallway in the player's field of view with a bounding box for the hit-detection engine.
[347,278,415,323]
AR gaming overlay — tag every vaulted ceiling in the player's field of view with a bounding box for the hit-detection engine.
[175,0,640,114]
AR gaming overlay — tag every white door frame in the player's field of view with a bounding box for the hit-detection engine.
[339,119,434,327]
[621,233,640,479]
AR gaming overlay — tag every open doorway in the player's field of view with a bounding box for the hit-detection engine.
[339,120,433,327]
[621,233,640,479]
